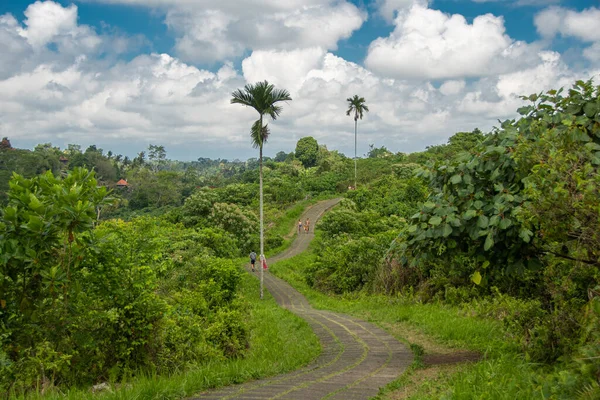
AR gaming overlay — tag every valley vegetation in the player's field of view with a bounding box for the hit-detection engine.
[0,79,599,399]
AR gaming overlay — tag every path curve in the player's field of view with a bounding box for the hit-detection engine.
[193,199,412,400]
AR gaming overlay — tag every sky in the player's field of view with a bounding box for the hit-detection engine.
[0,0,599,161]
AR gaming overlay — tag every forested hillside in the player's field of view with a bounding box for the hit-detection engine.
[1,80,599,399]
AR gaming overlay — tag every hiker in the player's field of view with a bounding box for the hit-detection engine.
[249,250,257,272]
[305,218,310,234]
[298,219,303,234]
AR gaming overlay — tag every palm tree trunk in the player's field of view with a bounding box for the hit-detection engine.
[259,118,264,300]
[354,118,358,189]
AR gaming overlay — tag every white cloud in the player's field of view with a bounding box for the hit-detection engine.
[90,0,365,64]
[166,1,367,62]
[16,1,101,53]
[242,47,326,94]
[583,42,600,63]
[535,6,600,42]
[1,0,598,161]
[375,0,429,23]
[365,4,541,80]
[472,0,560,5]
[439,80,466,96]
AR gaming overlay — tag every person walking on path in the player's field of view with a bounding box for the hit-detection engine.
[249,251,257,272]
[298,219,303,234]
[304,218,310,234]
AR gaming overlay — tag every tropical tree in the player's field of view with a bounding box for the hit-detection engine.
[346,95,369,189]
[231,80,292,299]
[295,136,320,168]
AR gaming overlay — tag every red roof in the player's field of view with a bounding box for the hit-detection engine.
[116,179,129,186]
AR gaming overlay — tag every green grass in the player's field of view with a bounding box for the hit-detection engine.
[268,246,552,400]
[269,251,509,356]
[20,271,321,400]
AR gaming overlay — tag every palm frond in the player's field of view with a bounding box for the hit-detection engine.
[250,119,270,149]
[231,88,255,107]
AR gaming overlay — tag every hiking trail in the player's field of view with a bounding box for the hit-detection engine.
[193,198,412,400]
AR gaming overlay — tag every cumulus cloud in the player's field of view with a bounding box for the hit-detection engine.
[535,6,600,42]
[365,4,541,80]
[439,80,466,96]
[87,0,365,64]
[1,0,599,160]
[472,0,560,5]
[375,0,429,23]
[242,47,326,94]
[16,1,101,52]
[0,1,144,81]
[166,2,365,63]
[535,7,600,67]
[583,42,600,63]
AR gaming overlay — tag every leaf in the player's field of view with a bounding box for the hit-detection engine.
[28,193,44,212]
[571,128,591,142]
[584,142,600,151]
[499,218,512,230]
[471,271,482,285]
[519,228,533,243]
[464,209,477,220]
[442,224,452,237]
[423,201,436,210]
[429,216,442,226]
[450,174,462,184]
[583,102,598,118]
[477,215,489,229]
[517,106,532,115]
[484,232,494,251]
[407,225,418,233]
[489,215,500,227]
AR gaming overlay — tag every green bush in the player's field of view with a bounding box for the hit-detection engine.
[0,171,248,396]
[307,231,398,294]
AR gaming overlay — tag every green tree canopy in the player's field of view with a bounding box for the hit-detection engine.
[295,136,320,168]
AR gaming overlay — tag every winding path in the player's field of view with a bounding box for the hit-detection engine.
[193,199,412,400]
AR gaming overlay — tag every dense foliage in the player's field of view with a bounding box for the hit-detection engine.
[299,81,600,398]
[306,173,427,294]
[0,170,247,395]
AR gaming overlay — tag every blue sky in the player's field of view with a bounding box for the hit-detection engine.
[3,0,595,64]
[0,0,599,160]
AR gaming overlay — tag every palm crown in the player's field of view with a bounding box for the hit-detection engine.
[231,81,292,148]
[346,95,369,122]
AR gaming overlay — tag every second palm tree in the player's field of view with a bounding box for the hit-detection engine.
[346,95,369,190]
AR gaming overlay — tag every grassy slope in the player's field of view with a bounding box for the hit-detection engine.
[269,238,547,400]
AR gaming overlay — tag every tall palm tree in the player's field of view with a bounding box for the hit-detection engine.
[231,81,292,299]
[346,95,369,189]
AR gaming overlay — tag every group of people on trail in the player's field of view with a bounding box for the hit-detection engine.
[298,218,310,234]
[249,217,310,271]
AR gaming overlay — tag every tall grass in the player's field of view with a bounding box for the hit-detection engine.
[19,273,320,400]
